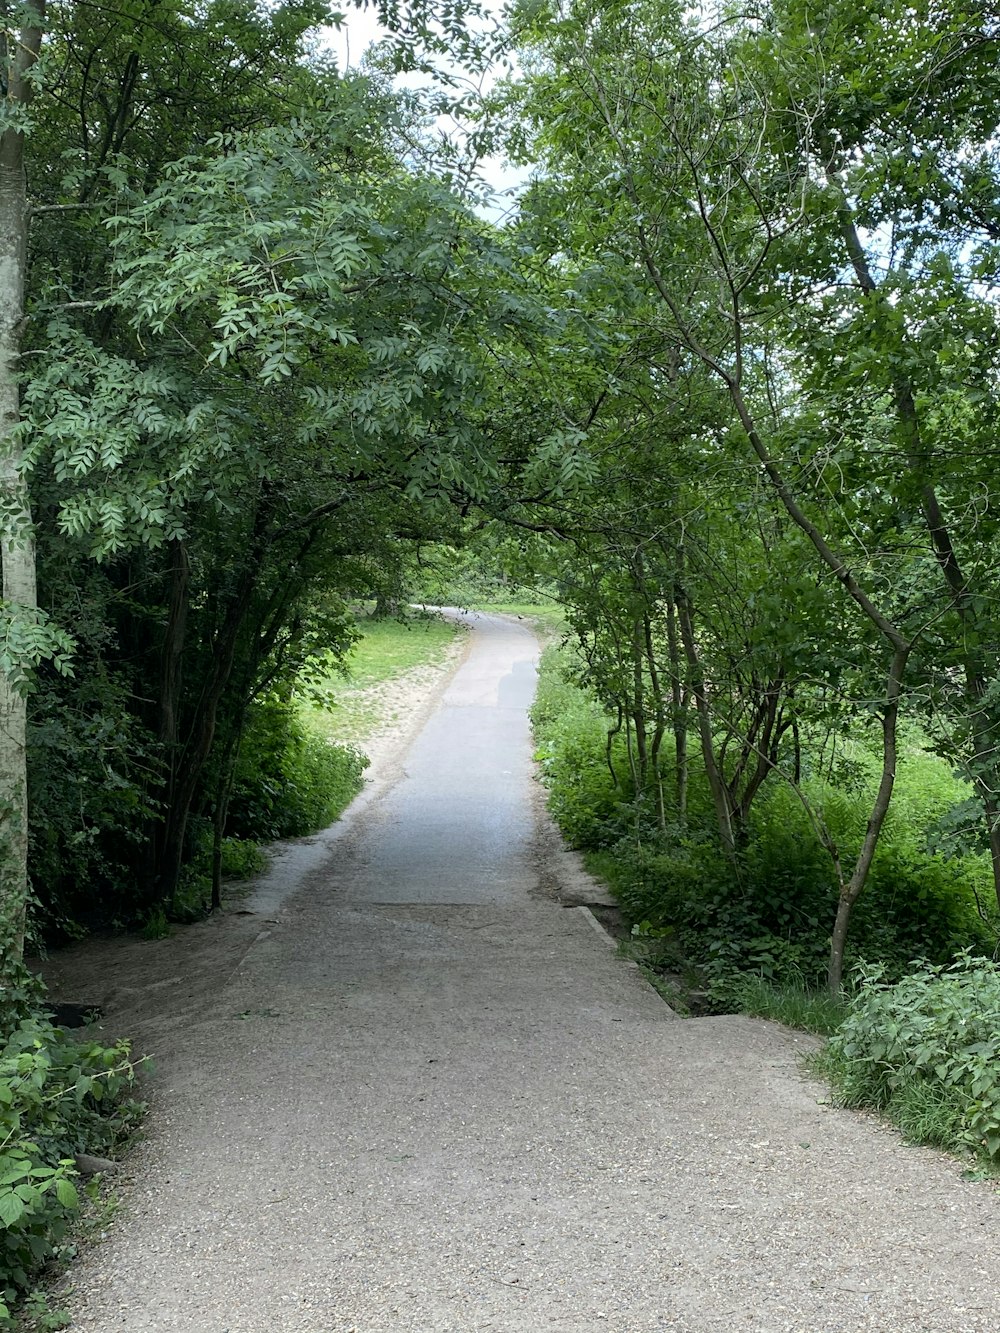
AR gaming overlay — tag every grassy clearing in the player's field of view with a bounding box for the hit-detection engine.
[475,599,567,637]
[298,611,463,746]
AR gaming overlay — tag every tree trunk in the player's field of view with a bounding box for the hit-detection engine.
[0,2,44,965]
[642,612,667,832]
[827,645,909,993]
[211,724,242,913]
[665,597,688,823]
[156,572,258,912]
[141,539,190,903]
[676,590,737,860]
[631,618,648,792]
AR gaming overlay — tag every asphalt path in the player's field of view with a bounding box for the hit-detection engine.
[53,612,1000,1332]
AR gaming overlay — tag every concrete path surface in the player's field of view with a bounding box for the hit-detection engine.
[45,614,1000,1332]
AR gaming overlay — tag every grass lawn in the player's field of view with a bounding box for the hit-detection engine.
[475,599,567,637]
[297,611,463,746]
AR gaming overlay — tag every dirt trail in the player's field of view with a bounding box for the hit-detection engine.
[41,613,1000,1333]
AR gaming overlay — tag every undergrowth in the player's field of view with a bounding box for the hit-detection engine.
[0,969,143,1326]
[227,700,367,844]
[819,956,1000,1165]
[533,642,997,1002]
[723,976,849,1036]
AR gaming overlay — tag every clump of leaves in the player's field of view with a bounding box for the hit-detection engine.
[0,967,143,1325]
[227,700,368,843]
[821,954,1000,1162]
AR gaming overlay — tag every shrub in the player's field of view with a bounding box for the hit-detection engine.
[227,700,368,842]
[531,650,634,849]
[531,646,998,1008]
[822,955,1000,1162]
[0,969,143,1325]
[27,686,157,939]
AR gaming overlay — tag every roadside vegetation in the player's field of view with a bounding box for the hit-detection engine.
[532,642,1000,1167]
[0,971,142,1329]
[5,0,1000,1312]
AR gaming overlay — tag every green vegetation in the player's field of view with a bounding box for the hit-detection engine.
[724,979,849,1038]
[534,643,996,997]
[0,972,142,1326]
[226,702,368,842]
[820,957,1000,1166]
[298,612,463,745]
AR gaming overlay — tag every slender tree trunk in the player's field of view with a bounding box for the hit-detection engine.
[642,612,667,832]
[157,572,258,911]
[605,705,623,788]
[0,2,44,965]
[141,539,190,902]
[676,591,737,859]
[665,597,688,823]
[827,645,909,993]
[631,618,648,791]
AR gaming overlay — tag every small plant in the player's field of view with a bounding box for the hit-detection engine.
[0,980,144,1326]
[140,908,170,940]
[726,976,849,1036]
[821,954,1000,1162]
[19,1291,71,1330]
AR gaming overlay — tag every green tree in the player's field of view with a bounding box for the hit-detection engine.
[504,0,1000,987]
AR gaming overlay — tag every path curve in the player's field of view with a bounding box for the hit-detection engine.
[45,614,1000,1332]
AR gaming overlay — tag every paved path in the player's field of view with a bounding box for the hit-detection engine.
[49,614,1000,1331]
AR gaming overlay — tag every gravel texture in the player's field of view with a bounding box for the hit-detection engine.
[41,612,1000,1332]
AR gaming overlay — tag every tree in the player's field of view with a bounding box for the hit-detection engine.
[1,0,49,965]
[503,0,1000,987]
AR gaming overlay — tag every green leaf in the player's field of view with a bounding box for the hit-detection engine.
[0,1191,26,1227]
[54,1178,79,1209]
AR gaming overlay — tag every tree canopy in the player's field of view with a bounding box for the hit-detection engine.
[1,0,998,997]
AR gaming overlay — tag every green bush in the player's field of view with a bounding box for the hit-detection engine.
[822,955,1000,1162]
[532,646,997,1005]
[531,651,634,848]
[0,971,143,1325]
[27,684,157,939]
[227,699,368,842]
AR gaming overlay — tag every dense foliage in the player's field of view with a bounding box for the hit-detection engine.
[0,971,141,1323]
[822,956,1000,1163]
[2,1,554,952]
[533,644,997,1000]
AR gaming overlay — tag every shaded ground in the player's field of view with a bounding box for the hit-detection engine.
[40,612,1000,1333]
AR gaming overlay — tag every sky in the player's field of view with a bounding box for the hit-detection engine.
[318,2,530,222]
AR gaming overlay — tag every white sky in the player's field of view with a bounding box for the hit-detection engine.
[318,3,530,222]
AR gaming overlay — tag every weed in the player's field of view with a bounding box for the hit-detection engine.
[0,995,143,1326]
[724,977,849,1036]
[820,955,1000,1164]
[18,1292,71,1331]
[140,908,170,940]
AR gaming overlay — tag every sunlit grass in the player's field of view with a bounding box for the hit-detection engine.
[477,599,567,636]
[297,611,463,745]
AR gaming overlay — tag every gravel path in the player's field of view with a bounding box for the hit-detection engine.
[42,612,1000,1332]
